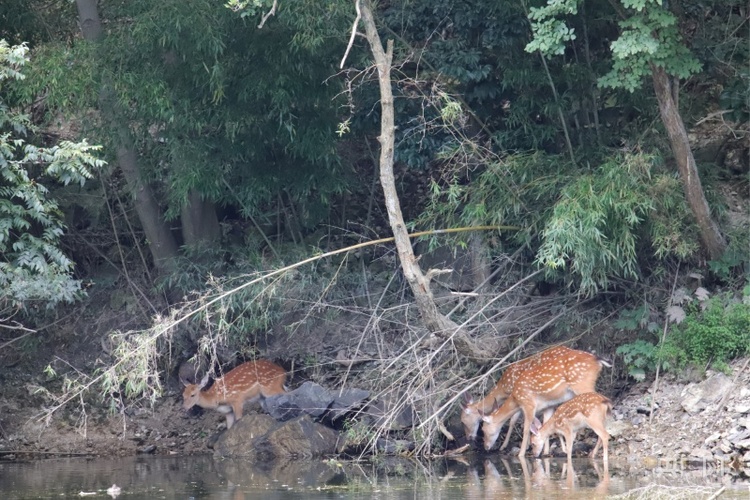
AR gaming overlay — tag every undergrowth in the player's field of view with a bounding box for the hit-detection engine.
[617,287,750,379]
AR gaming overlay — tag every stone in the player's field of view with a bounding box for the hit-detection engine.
[328,388,370,420]
[704,432,722,445]
[214,414,340,460]
[606,419,632,438]
[727,428,750,443]
[680,373,733,414]
[689,448,714,460]
[364,393,415,431]
[262,381,335,420]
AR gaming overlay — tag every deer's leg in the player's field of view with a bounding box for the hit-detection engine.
[540,407,555,455]
[225,411,236,430]
[517,406,535,458]
[500,411,520,450]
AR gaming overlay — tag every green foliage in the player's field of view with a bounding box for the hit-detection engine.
[526,0,579,56]
[0,40,103,309]
[619,291,750,379]
[616,340,659,381]
[527,0,701,93]
[419,144,706,294]
[662,294,750,371]
[708,227,750,284]
[20,0,347,240]
[599,4,701,92]
[536,153,656,294]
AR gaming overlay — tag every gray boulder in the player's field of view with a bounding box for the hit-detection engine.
[213,414,340,460]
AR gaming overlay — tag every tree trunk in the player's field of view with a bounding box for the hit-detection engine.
[359,1,486,361]
[650,65,726,260]
[181,190,221,250]
[76,0,179,274]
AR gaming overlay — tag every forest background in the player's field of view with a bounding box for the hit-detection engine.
[0,0,748,455]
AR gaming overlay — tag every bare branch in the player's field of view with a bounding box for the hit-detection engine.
[341,0,361,69]
[257,0,278,29]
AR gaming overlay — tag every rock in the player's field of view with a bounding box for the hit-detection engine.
[636,406,654,415]
[262,382,369,421]
[631,414,645,426]
[735,439,750,450]
[704,432,722,445]
[689,448,714,460]
[606,419,632,438]
[329,388,370,420]
[680,372,734,414]
[214,414,340,460]
[262,382,334,420]
[735,404,750,414]
[727,428,750,442]
[719,439,734,453]
[364,393,415,430]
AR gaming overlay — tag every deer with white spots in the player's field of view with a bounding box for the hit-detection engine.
[461,354,532,448]
[530,392,613,465]
[181,359,286,429]
[479,346,611,457]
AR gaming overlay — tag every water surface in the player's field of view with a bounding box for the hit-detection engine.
[1,454,746,499]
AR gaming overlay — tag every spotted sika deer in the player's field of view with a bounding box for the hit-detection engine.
[462,346,585,450]
[181,359,286,429]
[479,347,611,456]
[461,356,529,447]
[530,392,613,465]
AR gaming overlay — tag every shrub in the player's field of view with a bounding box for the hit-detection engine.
[618,290,750,378]
[662,296,750,371]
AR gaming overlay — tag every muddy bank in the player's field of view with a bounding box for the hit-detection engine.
[1,358,749,482]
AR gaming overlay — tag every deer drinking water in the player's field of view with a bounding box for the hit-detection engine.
[529,392,612,465]
[461,355,531,448]
[461,346,591,449]
[181,359,286,429]
[479,347,611,456]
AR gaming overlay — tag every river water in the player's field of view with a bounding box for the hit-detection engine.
[1,454,747,499]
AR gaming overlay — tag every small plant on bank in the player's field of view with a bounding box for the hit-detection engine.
[616,340,660,382]
[618,288,750,379]
[661,293,750,372]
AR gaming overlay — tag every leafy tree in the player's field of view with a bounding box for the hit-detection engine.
[527,0,726,260]
[0,40,103,312]
[15,0,348,281]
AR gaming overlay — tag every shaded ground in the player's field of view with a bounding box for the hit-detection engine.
[1,345,748,478]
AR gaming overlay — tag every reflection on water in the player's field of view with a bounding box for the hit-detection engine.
[0,454,746,499]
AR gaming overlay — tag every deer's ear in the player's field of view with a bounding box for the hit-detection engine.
[179,376,190,387]
[530,417,543,435]
[198,373,210,389]
[461,393,474,408]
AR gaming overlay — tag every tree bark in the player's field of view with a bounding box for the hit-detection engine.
[181,190,221,250]
[76,0,179,274]
[650,65,726,260]
[359,1,486,361]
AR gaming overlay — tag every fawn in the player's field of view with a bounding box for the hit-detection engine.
[479,347,610,456]
[181,359,286,430]
[529,392,612,465]
[462,346,588,450]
